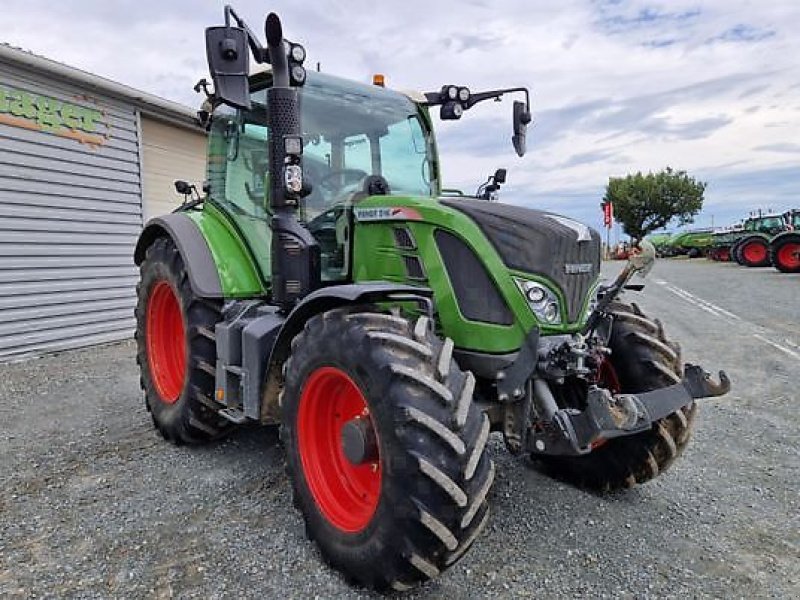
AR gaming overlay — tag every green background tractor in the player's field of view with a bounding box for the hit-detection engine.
[769,209,800,272]
[731,213,790,267]
[133,7,729,590]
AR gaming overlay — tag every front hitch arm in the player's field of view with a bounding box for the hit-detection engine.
[530,364,731,456]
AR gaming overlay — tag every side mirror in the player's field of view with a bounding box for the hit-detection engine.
[493,168,507,184]
[512,100,532,157]
[174,180,191,195]
[205,26,251,109]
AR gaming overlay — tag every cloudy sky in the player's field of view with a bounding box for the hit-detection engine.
[3,0,799,236]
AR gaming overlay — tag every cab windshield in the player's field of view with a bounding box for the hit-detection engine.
[206,72,437,282]
[760,216,784,230]
[208,72,436,220]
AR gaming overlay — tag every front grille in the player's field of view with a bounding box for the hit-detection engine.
[435,229,513,325]
[441,198,600,323]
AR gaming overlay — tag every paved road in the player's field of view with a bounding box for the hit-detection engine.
[0,258,797,598]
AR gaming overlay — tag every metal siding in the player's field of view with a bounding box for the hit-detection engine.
[0,60,141,360]
[141,116,207,221]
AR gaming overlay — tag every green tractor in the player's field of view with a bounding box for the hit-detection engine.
[134,7,730,591]
[769,209,800,273]
[731,212,789,267]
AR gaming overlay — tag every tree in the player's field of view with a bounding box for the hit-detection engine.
[604,167,706,241]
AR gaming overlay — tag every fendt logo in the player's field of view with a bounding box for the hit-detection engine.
[0,86,111,148]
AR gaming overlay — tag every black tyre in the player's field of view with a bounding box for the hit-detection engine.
[770,235,800,273]
[135,237,231,444]
[687,247,700,258]
[732,240,746,265]
[538,302,695,491]
[739,236,771,267]
[281,308,493,591]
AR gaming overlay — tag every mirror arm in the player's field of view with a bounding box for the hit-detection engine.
[422,86,530,112]
[224,4,269,63]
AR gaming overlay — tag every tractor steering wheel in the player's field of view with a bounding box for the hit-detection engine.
[318,168,369,192]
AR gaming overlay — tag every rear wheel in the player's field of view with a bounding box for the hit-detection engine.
[537,302,695,491]
[740,238,771,267]
[281,308,493,591]
[771,236,800,273]
[135,237,231,444]
[732,241,746,265]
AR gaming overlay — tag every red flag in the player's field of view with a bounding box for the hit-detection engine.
[602,201,613,227]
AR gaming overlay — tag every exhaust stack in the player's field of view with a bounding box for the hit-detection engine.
[264,13,320,308]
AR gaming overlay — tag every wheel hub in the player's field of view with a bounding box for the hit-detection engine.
[777,243,800,269]
[742,241,767,264]
[341,417,379,465]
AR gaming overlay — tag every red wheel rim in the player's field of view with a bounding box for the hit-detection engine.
[146,281,186,404]
[598,359,621,395]
[297,366,381,533]
[742,241,767,264]
[777,243,800,269]
[719,248,730,262]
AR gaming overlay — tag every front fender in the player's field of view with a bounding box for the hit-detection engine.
[259,283,432,421]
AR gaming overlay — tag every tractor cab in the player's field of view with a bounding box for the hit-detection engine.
[205,71,439,282]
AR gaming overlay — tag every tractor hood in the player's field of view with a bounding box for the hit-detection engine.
[440,198,601,322]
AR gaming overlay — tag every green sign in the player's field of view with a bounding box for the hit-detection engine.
[0,85,110,147]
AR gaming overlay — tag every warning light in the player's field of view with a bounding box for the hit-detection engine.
[216,389,224,401]
[372,74,386,87]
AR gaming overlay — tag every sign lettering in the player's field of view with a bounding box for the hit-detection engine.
[0,86,111,148]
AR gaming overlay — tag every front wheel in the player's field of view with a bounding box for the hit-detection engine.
[280,308,494,591]
[536,302,696,491]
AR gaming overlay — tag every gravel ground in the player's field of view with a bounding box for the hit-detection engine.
[1,259,798,599]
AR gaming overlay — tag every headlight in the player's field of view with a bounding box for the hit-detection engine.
[515,279,561,324]
[284,165,303,193]
[526,285,546,304]
[290,43,306,63]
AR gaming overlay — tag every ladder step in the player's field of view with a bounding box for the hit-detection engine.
[218,407,248,424]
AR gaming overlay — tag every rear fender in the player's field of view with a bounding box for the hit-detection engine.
[134,208,266,299]
[134,214,224,297]
[770,230,800,249]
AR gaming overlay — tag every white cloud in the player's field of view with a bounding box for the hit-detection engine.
[2,0,799,234]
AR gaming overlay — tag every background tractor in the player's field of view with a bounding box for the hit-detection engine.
[769,209,800,273]
[730,212,789,267]
[133,7,730,590]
